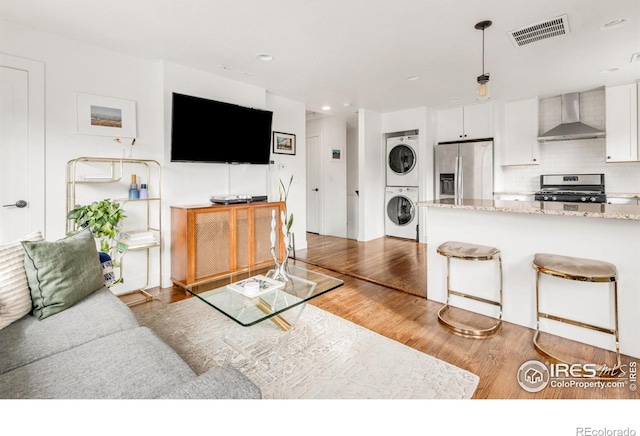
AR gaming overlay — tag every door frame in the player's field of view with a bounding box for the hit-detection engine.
[0,53,45,238]
[305,133,323,235]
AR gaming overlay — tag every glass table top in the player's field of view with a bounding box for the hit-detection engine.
[183,264,344,327]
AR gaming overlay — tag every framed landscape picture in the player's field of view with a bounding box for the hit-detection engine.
[273,131,296,155]
[76,93,137,138]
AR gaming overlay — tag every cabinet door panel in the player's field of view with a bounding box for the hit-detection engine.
[463,102,493,140]
[503,98,539,166]
[606,83,638,162]
[194,209,231,280]
[253,204,281,265]
[437,107,464,142]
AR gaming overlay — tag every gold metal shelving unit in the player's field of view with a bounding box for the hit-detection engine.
[66,157,162,305]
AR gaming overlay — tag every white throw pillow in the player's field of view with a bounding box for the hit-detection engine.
[0,231,44,329]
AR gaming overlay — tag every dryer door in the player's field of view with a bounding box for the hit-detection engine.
[386,195,415,226]
[388,144,417,175]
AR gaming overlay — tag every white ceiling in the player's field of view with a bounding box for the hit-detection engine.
[1,0,639,123]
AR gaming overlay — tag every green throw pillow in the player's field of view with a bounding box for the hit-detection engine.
[22,229,105,320]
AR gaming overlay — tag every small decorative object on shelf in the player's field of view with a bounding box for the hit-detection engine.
[128,174,139,199]
[113,137,136,158]
[117,230,157,250]
[139,183,148,199]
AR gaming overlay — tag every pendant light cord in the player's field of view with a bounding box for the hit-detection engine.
[482,27,485,74]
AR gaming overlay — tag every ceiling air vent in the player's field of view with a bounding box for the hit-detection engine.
[508,14,570,47]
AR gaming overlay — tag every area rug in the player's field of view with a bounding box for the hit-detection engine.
[137,298,479,399]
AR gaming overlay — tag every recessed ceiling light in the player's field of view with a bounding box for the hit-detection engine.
[256,53,274,62]
[407,75,420,81]
[601,67,620,74]
[321,105,331,111]
[600,18,628,30]
[631,53,640,63]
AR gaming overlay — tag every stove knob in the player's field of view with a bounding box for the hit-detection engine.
[590,197,596,202]
[551,196,557,201]
[581,197,587,202]
[543,195,549,201]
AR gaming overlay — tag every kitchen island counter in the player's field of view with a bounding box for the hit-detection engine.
[419,198,640,220]
[421,198,640,359]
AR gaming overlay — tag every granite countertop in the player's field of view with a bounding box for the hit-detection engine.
[608,193,640,199]
[418,198,640,220]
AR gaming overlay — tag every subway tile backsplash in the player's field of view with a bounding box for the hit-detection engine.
[500,88,640,194]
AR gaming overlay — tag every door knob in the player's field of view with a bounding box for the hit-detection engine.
[312,188,319,192]
[3,200,27,208]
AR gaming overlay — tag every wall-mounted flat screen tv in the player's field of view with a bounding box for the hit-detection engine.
[171,92,273,164]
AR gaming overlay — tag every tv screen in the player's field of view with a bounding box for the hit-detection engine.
[171,92,273,164]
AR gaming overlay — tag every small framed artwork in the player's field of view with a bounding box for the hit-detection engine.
[332,149,342,160]
[273,132,296,155]
[76,93,137,138]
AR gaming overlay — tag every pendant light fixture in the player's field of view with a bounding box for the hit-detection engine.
[475,20,492,98]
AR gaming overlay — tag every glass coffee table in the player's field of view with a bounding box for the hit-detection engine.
[182,263,344,366]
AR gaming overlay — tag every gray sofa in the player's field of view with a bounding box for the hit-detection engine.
[0,286,261,399]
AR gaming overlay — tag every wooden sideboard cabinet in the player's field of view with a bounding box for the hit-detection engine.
[170,202,286,287]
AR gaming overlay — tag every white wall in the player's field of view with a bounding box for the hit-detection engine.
[306,116,347,238]
[0,21,308,292]
[358,109,384,241]
[0,21,163,293]
[266,93,308,251]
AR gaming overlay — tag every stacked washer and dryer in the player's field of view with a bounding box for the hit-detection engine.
[385,134,419,241]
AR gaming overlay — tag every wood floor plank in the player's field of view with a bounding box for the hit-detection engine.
[123,232,638,399]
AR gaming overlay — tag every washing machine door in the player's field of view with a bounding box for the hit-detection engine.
[386,195,415,226]
[388,143,417,175]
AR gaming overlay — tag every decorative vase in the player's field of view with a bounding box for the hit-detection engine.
[267,210,293,289]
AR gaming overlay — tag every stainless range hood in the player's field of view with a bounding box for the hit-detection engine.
[537,92,605,142]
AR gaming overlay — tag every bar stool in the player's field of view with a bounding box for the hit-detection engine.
[437,241,503,338]
[532,253,621,369]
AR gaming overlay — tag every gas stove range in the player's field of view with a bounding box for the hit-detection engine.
[533,174,606,204]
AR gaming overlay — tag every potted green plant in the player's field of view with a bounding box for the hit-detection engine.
[67,198,126,256]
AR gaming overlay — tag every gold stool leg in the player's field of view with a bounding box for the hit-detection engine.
[437,255,503,338]
[533,273,622,371]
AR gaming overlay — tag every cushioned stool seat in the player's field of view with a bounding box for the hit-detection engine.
[532,253,620,369]
[437,241,503,338]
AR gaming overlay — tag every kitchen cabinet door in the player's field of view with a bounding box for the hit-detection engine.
[436,102,493,143]
[605,82,638,162]
[503,97,540,166]
[436,107,464,142]
[463,102,493,140]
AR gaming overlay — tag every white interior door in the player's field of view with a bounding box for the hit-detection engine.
[306,135,321,234]
[0,56,45,244]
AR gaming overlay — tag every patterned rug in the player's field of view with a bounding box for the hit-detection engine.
[137,297,479,399]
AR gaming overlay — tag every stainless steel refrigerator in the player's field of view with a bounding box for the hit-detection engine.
[434,140,493,200]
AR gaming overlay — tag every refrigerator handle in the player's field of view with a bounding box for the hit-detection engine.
[453,156,458,199]
[456,156,463,200]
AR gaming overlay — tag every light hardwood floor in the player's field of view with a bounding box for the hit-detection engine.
[121,233,638,399]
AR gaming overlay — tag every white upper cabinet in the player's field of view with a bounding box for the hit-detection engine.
[437,102,493,142]
[503,97,540,166]
[605,82,638,162]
